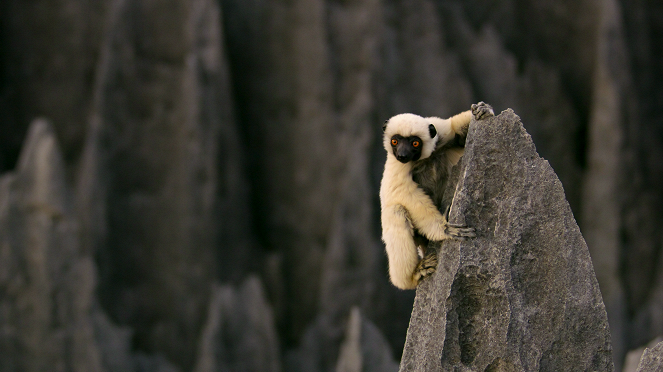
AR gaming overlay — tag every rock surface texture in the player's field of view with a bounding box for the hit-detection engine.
[635,341,663,372]
[400,110,613,371]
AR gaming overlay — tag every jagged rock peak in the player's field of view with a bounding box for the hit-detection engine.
[0,117,103,371]
[15,117,69,212]
[194,276,281,372]
[335,307,399,372]
[400,109,613,371]
[635,340,663,372]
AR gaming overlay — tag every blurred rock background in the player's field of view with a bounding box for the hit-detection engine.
[0,0,662,371]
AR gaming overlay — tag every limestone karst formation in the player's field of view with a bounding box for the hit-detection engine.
[401,109,613,371]
[2,0,663,371]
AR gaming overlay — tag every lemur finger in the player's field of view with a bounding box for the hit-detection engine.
[473,108,492,120]
[452,230,476,238]
[471,101,490,113]
[447,223,473,229]
[446,225,476,238]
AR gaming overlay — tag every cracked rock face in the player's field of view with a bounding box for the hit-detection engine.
[400,109,613,371]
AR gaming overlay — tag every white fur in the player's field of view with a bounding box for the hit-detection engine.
[380,111,471,289]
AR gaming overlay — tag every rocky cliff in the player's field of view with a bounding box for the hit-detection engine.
[634,341,663,372]
[401,110,613,371]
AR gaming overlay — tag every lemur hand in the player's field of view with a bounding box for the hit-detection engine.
[446,224,476,240]
[471,101,495,120]
[443,204,476,240]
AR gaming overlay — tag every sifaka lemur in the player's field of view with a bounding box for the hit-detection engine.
[379,102,494,289]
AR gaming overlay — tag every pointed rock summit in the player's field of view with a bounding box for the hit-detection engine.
[634,340,663,372]
[400,109,613,371]
[0,118,103,371]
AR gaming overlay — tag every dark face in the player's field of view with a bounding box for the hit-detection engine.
[390,135,423,163]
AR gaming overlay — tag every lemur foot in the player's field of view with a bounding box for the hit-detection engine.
[413,251,438,284]
[471,101,494,120]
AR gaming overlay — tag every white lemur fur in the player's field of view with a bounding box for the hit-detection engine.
[380,102,494,289]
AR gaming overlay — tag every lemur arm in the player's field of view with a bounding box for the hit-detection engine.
[449,110,472,136]
[426,110,472,147]
[433,105,493,147]
[380,157,450,241]
[449,102,495,134]
[396,180,449,241]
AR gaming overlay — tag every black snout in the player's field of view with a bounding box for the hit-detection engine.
[396,154,411,163]
[395,143,419,163]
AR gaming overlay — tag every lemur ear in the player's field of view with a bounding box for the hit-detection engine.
[382,120,388,132]
[428,124,437,138]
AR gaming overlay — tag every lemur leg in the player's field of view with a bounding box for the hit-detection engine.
[471,101,495,120]
[381,205,421,290]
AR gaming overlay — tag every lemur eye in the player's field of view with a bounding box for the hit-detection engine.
[391,139,398,146]
[412,141,420,147]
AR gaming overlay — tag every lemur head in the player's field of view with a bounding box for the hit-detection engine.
[382,113,437,163]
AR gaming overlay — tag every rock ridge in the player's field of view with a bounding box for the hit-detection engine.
[400,109,613,371]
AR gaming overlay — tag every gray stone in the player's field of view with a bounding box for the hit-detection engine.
[194,276,281,372]
[92,309,136,372]
[617,0,663,358]
[221,0,381,344]
[400,109,613,371]
[623,338,663,372]
[335,307,399,372]
[441,7,585,214]
[5,1,663,371]
[582,0,630,368]
[336,308,364,372]
[287,306,398,372]
[0,118,185,372]
[283,97,400,372]
[75,0,235,366]
[0,119,104,372]
[635,341,663,372]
